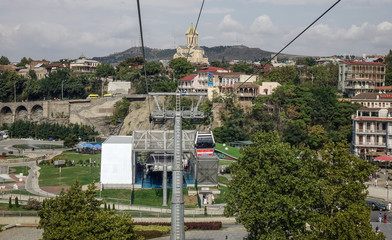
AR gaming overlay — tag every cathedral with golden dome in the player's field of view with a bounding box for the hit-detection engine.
[173,25,209,64]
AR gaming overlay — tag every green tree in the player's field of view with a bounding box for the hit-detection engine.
[38,180,139,240]
[309,142,384,240]
[143,61,163,76]
[225,131,317,239]
[16,57,32,67]
[297,57,316,67]
[213,101,249,143]
[210,60,223,68]
[263,66,299,84]
[169,57,194,80]
[117,56,145,71]
[232,62,254,74]
[64,134,78,148]
[95,63,116,78]
[385,50,392,86]
[225,132,384,240]
[15,197,19,208]
[109,97,130,124]
[0,56,10,65]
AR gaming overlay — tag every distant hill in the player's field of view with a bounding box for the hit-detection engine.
[93,45,298,65]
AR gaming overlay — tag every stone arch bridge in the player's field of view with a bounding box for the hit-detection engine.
[0,101,71,125]
[1,101,45,124]
[0,95,148,134]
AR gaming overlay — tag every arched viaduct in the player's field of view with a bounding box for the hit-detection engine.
[0,95,148,130]
[0,101,70,125]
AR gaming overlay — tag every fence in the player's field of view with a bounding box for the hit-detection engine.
[0,194,225,218]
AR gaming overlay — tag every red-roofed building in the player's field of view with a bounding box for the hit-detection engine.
[338,60,386,98]
[178,74,197,92]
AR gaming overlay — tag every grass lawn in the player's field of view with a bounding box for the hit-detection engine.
[219,160,236,166]
[215,143,242,159]
[0,202,26,211]
[39,165,100,186]
[214,186,229,204]
[38,151,101,186]
[7,189,35,196]
[56,151,101,165]
[218,176,230,185]
[10,166,30,176]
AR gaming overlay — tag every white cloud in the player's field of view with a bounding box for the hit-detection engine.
[218,15,245,32]
[250,15,277,34]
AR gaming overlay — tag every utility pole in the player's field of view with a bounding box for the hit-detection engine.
[149,91,206,240]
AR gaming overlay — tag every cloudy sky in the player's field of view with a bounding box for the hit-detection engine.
[1,0,391,62]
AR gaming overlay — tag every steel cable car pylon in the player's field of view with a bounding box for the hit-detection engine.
[149,90,206,240]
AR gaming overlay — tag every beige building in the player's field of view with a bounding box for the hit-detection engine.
[338,60,386,98]
[70,55,100,73]
[351,93,392,158]
[173,25,209,64]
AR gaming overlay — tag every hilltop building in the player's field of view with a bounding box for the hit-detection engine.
[173,25,209,64]
[70,55,100,73]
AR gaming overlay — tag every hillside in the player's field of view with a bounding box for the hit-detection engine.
[93,45,298,65]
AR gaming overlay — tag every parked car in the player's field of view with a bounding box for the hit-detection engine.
[366,200,387,211]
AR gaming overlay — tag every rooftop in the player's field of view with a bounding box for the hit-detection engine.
[103,136,133,144]
[341,61,384,66]
[179,74,197,81]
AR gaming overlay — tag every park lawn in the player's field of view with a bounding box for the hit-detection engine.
[10,166,30,176]
[39,165,100,186]
[218,176,230,185]
[214,186,229,204]
[0,202,25,211]
[7,189,37,196]
[215,143,242,159]
[56,151,101,165]
[219,160,236,166]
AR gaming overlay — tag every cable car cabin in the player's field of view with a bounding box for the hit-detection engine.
[195,131,215,157]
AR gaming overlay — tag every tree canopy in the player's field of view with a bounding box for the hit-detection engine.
[38,180,140,240]
[168,57,194,80]
[385,50,392,86]
[225,131,384,240]
[0,56,10,65]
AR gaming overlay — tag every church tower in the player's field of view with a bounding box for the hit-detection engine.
[185,25,198,47]
[173,24,208,64]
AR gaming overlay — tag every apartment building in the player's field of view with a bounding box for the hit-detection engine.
[338,60,386,98]
[351,93,392,158]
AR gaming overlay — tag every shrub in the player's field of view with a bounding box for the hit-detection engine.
[25,198,42,210]
[134,230,162,239]
[134,222,222,231]
[15,197,19,208]
[8,151,13,154]
[8,197,12,208]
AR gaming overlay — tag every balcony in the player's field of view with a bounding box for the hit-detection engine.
[356,130,386,134]
[356,142,386,147]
